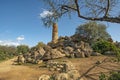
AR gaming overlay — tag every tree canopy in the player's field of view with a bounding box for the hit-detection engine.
[17,45,29,54]
[41,0,120,23]
[0,46,16,61]
[75,21,111,43]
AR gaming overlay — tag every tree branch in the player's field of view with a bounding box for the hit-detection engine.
[74,0,81,17]
[104,0,110,17]
[74,0,120,23]
[42,0,120,23]
[61,5,77,11]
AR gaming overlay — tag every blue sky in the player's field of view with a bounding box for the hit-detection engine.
[0,0,120,47]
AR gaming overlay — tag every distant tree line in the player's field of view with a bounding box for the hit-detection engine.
[0,45,29,61]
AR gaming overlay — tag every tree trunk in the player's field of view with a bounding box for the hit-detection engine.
[52,23,58,43]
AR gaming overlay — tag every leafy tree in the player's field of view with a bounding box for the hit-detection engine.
[0,46,17,61]
[36,42,46,48]
[41,0,120,23]
[17,45,29,54]
[75,21,111,43]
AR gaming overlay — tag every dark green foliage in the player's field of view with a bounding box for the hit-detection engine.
[99,72,120,80]
[99,72,107,80]
[108,72,120,80]
[92,40,120,61]
[17,45,29,54]
[0,46,16,61]
[75,21,111,44]
[92,40,116,54]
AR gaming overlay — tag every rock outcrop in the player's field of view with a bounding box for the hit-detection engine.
[48,36,93,58]
[42,49,65,61]
[17,36,93,64]
[17,55,25,64]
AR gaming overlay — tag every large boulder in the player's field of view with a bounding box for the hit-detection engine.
[91,52,102,56]
[31,47,45,60]
[18,47,46,64]
[64,46,74,58]
[74,41,92,58]
[17,55,25,64]
[67,70,80,80]
[42,49,65,60]
[39,74,50,80]
[54,73,69,80]
[38,47,46,56]
[65,46,74,53]
[104,51,115,55]
[74,49,85,58]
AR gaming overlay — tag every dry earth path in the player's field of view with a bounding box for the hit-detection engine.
[0,56,120,80]
[0,57,50,80]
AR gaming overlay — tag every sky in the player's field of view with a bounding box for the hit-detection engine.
[0,0,120,47]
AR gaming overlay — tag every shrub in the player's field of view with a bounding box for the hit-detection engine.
[92,40,120,61]
[0,46,16,61]
[17,45,29,54]
[108,72,120,80]
[99,72,120,80]
[99,72,107,80]
[92,40,117,54]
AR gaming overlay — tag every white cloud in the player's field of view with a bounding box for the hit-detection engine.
[0,40,20,46]
[0,35,26,46]
[0,40,2,43]
[17,35,25,41]
[40,10,53,18]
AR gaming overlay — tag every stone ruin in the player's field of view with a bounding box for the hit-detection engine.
[48,36,93,58]
[16,36,98,80]
[46,60,75,72]
[39,60,84,80]
[17,36,99,64]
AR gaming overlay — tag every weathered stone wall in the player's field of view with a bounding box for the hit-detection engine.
[39,60,84,80]
[46,60,75,72]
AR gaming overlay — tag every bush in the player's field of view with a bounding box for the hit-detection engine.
[0,46,17,61]
[99,72,107,80]
[99,72,120,80]
[108,72,120,80]
[17,45,29,54]
[36,42,46,48]
[92,40,120,61]
[92,40,117,54]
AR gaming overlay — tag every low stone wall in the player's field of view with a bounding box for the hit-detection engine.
[46,60,75,72]
[39,60,84,80]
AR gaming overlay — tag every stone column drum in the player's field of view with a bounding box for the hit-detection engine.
[52,23,58,43]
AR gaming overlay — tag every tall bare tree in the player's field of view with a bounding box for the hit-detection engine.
[40,1,61,43]
[41,0,120,23]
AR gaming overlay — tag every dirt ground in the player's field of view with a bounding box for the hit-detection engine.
[0,56,120,80]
